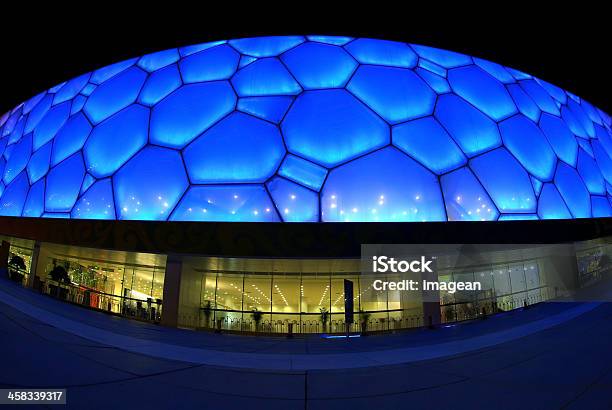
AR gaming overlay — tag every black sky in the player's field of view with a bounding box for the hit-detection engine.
[0,8,608,114]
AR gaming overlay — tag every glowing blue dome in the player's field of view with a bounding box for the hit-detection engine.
[1,35,611,222]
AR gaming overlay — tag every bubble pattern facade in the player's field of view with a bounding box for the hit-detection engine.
[1,35,611,222]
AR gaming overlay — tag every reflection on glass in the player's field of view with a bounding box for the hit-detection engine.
[152,267,164,300]
[244,273,272,312]
[301,273,330,314]
[271,273,300,332]
[215,273,243,329]
[39,251,164,322]
[360,274,387,313]
[494,265,512,296]
[475,269,494,301]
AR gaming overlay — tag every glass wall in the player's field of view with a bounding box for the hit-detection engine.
[178,257,425,334]
[1,235,36,286]
[3,232,608,335]
[36,243,166,323]
[440,259,549,323]
[176,251,560,334]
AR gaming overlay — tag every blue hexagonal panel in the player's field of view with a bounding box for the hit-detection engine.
[441,167,499,221]
[84,67,147,124]
[71,178,115,220]
[282,42,357,89]
[568,99,596,138]
[84,104,149,178]
[0,172,29,216]
[473,57,514,84]
[183,112,284,183]
[113,146,188,220]
[499,115,556,181]
[27,142,52,183]
[562,106,589,139]
[179,41,226,57]
[448,66,516,121]
[470,148,536,213]
[150,82,236,149]
[51,113,92,167]
[282,90,388,167]
[170,185,279,222]
[3,133,32,185]
[507,84,541,122]
[229,36,304,57]
[321,147,446,222]
[539,113,578,166]
[45,152,85,212]
[537,79,566,104]
[592,196,612,217]
[306,35,353,46]
[138,64,182,106]
[435,94,502,157]
[0,36,610,222]
[232,58,302,97]
[80,174,95,195]
[277,155,327,191]
[416,68,451,94]
[90,58,137,84]
[179,44,239,83]
[54,73,90,105]
[577,149,606,195]
[22,178,45,217]
[554,162,591,218]
[137,49,179,72]
[592,140,612,185]
[392,117,466,174]
[8,117,25,145]
[267,176,319,222]
[537,184,572,220]
[411,44,472,68]
[237,96,293,123]
[347,65,436,123]
[24,95,53,134]
[33,102,70,150]
[520,79,560,116]
[345,38,417,68]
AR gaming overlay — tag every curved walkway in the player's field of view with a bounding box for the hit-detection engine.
[3,277,612,409]
[0,279,599,370]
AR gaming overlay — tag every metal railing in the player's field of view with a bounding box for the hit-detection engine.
[440,285,559,323]
[196,308,423,334]
[41,279,162,323]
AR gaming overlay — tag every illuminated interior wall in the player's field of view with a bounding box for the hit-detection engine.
[1,36,611,222]
[177,256,423,332]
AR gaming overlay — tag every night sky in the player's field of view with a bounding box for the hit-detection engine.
[0,9,608,115]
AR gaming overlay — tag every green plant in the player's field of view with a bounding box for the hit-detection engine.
[8,255,26,271]
[49,266,70,283]
[251,308,263,330]
[8,255,26,283]
[319,307,329,331]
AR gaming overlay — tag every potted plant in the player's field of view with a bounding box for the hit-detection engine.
[48,265,70,300]
[202,300,213,328]
[251,308,263,331]
[49,265,70,283]
[319,307,329,332]
[360,310,371,334]
[8,255,26,283]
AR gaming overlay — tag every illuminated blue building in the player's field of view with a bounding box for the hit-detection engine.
[1,35,611,222]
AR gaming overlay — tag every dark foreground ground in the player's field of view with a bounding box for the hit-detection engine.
[1,277,612,410]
